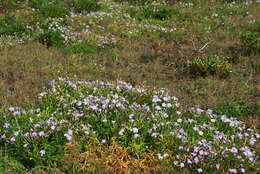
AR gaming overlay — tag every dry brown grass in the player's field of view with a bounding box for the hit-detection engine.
[64,140,163,174]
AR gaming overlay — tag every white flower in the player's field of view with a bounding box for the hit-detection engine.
[118,129,124,136]
[177,118,182,123]
[40,150,45,156]
[198,131,204,136]
[176,111,181,115]
[197,168,203,173]
[134,134,139,138]
[132,127,138,133]
[180,163,184,168]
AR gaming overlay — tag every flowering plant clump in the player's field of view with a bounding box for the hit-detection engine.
[0,78,259,173]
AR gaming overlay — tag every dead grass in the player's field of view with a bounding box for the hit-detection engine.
[64,140,163,174]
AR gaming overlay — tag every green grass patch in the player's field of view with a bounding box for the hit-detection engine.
[187,55,234,77]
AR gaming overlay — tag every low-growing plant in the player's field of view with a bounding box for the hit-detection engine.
[38,29,65,47]
[0,78,259,173]
[29,0,69,18]
[0,0,25,12]
[71,0,101,13]
[240,21,260,54]
[68,42,98,54]
[113,0,153,5]
[142,5,175,20]
[187,55,234,77]
[213,100,260,118]
[0,15,31,37]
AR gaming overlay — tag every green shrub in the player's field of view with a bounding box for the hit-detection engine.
[187,55,234,77]
[72,0,101,13]
[29,0,69,18]
[0,15,31,37]
[38,29,65,47]
[69,42,97,54]
[240,21,260,54]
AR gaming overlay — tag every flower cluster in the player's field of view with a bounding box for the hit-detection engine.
[0,77,259,173]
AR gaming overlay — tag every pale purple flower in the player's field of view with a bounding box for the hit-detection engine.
[10,137,16,142]
[3,123,10,128]
[228,168,237,173]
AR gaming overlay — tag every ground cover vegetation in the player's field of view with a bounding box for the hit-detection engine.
[0,0,259,173]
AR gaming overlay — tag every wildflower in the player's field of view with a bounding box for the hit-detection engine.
[177,118,182,122]
[10,137,16,142]
[134,134,139,138]
[198,131,204,136]
[101,139,107,144]
[40,150,45,156]
[157,153,163,160]
[38,131,45,137]
[173,161,178,166]
[3,123,10,128]
[197,168,203,173]
[118,129,124,136]
[229,147,238,154]
[180,163,185,168]
[132,127,138,133]
[228,168,237,173]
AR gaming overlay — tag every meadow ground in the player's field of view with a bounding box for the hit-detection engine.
[0,0,260,173]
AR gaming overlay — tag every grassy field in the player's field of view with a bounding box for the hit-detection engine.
[0,0,260,173]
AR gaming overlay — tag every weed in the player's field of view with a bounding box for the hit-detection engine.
[38,29,65,47]
[68,42,97,55]
[187,55,234,77]
[29,0,69,18]
[213,100,260,118]
[71,0,101,13]
[0,0,25,12]
[142,5,175,20]
[240,21,260,54]
[113,0,153,5]
[0,15,31,37]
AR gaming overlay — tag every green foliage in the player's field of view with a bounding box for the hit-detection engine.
[126,3,177,21]
[0,0,24,11]
[213,100,260,118]
[69,42,97,54]
[240,21,260,54]
[0,78,258,173]
[141,5,175,20]
[113,0,153,5]
[0,15,31,37]
[38,29,65,47]
[0,154,25,173]
[187,55,234,77]
[29,0,69,18]
[71,0,101,13]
